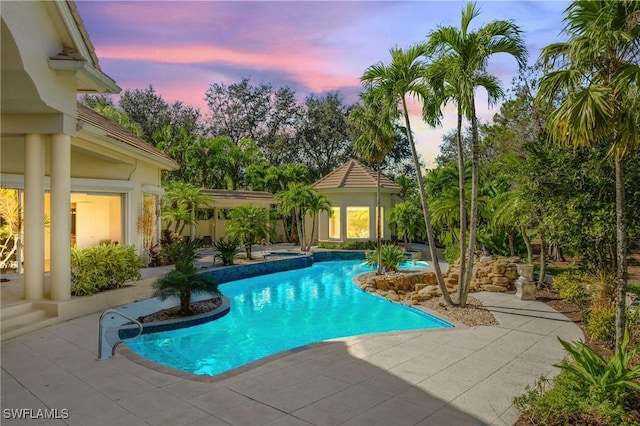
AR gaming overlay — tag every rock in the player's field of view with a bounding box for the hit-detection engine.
[387,293,401,301]
[481,284,508,292]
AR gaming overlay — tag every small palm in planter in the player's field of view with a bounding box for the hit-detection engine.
[213,238,241,265]
[153,239,220,316]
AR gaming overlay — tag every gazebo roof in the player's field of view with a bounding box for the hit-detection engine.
[313,159,401,191]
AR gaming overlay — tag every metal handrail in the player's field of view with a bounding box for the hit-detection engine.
[98,308,143,359]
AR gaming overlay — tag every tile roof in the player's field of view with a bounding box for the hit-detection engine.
[313,159,401,191]
[77,102,177,168]
[200,189,275,203]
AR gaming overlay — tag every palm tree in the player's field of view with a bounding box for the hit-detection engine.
[304,192,332,251]
[362,45,453,305]
[276,183,311,249]
[226,206,273,259]
[387,202,425,251]
[426,2,527,306]
[537,0,640,346]
[161,182,212,240]
[350,89,396,273]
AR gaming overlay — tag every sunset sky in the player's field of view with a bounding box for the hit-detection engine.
[77,1,570,167]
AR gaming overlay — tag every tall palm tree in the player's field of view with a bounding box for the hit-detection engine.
[275,183,316,250]
[426,2,527,306]
[304,192,332,251]
[537,0,640,346]
[362,45,453,304]
[350,90,396,273]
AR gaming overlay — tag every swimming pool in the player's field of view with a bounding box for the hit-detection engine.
[126,260,452,376]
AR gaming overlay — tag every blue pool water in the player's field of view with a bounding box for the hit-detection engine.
[127,260,451,376]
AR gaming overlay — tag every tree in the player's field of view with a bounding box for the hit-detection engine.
[226,206,273,259]
[362,44,453,305]
[350,89,397,273]
[153,239,219,315]
[275,183,314,250]
[426,2,527,306]
[304,192,332,251]
[295,92,353,181]
[161,182,212,240]
[387,202,425,251]
[537,0,640,345]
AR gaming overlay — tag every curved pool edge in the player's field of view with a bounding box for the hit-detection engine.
[118,296,231,339]
[117,327,456,383]
[351,272,456,329]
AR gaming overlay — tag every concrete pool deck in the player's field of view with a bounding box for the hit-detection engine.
[1,290,582,425]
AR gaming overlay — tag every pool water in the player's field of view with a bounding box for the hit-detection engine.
[126,260,451,376]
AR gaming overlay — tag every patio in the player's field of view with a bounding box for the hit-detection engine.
[1,289,582,425]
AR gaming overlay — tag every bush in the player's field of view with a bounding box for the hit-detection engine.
[514,338,640,426]
[154,239,219,315]
[585,303,617,346]
[317,241,379,250]
[71,244,143,296]
[365,244,407,272]
[552,271,590,306]
[444,243,460,264]
[213,238,241,265]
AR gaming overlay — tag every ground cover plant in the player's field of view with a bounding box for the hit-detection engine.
[365,244,407,272]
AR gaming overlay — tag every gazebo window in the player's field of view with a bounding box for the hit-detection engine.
[346,206,369,238]
[329,207,340,239]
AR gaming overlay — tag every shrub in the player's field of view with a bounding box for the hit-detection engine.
[365,244,406,272]
[317,241,379,250]
[213,238,241,265]
[154,239,219,315]
[585,303,617,346]
[444,243,460,264]
[552,271,590,306]
[71,244,143,296]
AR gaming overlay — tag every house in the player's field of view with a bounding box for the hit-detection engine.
[313,159,401,243]
[1,0,177,314]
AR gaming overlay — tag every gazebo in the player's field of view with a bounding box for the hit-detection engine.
[313,159,401,243]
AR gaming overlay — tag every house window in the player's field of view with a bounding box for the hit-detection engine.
[346,207,369,238]
[329,207,340,239]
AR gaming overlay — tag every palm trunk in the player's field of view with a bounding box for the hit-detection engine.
[307,214,317,251]
[455,107,468,301]
[402,97,453,305]
[376,165,382,275]
[614,155,627,347]
[461,103,480,307]
[507,229,515,257]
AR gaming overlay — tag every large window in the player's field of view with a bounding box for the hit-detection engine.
[346,206,369,238]
[71,193,122,249]
[329,207,340,239]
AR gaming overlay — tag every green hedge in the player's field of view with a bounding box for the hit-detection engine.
[71,244,143,296]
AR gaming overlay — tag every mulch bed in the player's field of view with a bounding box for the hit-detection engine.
[139,297,222,323]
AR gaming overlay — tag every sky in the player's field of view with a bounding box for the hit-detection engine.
[76,0,570,168]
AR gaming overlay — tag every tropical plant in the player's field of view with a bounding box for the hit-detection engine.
[71,244,143,296]
[161,181,212,241]
[350,89,397,273]
[225,206,272,259]
[361,45,453,305]
[365,244,407,273]
[556,331,640,406]
[537,0,640,346]
[137,194,158,267]
[386,202,425,251]
[426,1,527,307]
[304,192,332,251]
[0,189,21,271]
[153,238,219,315]
[213,238,241,266]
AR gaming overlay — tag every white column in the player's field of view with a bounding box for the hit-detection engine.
[24,134,45,300]
[50,133,71,301]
